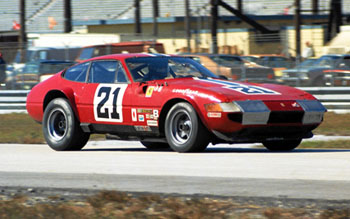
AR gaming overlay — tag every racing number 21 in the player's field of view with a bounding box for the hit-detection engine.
[94,84,127,122]
[97,87,120,119]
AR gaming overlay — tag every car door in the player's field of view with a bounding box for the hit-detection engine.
[80,60,131,125]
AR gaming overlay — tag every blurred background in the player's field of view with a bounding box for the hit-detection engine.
[0,0,350,90]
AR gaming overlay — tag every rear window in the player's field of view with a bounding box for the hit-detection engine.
[63,62,90,82]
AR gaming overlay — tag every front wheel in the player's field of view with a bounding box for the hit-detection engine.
[263,139,302,151]
[165,102,209,152]
[43,98,90,151]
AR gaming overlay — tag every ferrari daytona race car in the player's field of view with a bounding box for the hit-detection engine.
[26,53,326,152]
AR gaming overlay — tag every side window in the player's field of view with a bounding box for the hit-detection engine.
[115,62,128,83]
[63,62,89,82]
[88,60,128,83]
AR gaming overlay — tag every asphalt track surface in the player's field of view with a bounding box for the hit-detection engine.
[1,140,350,201]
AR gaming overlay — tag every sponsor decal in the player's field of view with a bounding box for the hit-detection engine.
[147,120,158,126]
[93,84,127,122]
[207,112,222,118]
[134,126,152,132]
[197,78,281,95]
[131,109,137,122]
[172,88,199,95]
[145,86,155,98]
[145,85,163,98]
[137,109,153,114]
[138,115,145,122]
[153,110,159,118]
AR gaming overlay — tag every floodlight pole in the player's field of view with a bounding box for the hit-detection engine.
[294,0,301,62]
[185,0,191,52]
[19,0,26,43]
[134,0,141,34]
[210,0,218,54]
[152,0,158,36]
[64,0,72,33]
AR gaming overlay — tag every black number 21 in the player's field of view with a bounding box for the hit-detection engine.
[97,87,120,119]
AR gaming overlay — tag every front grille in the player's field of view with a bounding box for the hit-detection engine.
[228,111,304,124]
[228,113,242,123]
[268,111,304,124]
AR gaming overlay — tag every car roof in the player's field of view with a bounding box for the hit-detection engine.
[87,53,177,61]
[83,41,163,48]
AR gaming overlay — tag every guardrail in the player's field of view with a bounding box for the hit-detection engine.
[0,90,29,113]
[0,87,350,113]
[301,87,350,112]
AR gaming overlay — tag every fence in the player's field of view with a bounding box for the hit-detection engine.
[1,87,350,113]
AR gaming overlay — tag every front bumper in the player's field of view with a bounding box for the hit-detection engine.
[206,100,326,143]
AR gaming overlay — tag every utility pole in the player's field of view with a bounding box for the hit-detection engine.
[185,0,191,52]
[312,0,318,15]
[134,0,141,34]
[294,0,301,62]
[210,0,218,54]
[152,0,158,36]
[64,0,72,33]
[237,0,242,13]
[19,0,26,43]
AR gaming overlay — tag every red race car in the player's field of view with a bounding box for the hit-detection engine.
[26,53,326,152]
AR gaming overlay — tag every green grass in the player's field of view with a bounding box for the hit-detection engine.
[313,112,350,136]
[0,113,103,144]
[0,113,44,144]
[299,140,350,149]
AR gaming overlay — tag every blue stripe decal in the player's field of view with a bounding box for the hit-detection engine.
[199,78,281,95]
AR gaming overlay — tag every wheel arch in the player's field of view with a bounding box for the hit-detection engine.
[158,98,209,135]
[43,89,79,120]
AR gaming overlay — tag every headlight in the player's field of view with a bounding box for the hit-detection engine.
[204,102,241,112]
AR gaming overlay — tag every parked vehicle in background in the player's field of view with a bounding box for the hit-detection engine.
[7,60,75,90]
[281,54,350,86]
[185,54,275,83]
[76,41,165,62]
[324,56,350,86]
[241,54,294,80]
[9,47,80,76]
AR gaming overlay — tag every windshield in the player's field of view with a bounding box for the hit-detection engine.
[295,59,318,68]
[313,56,340,67]
[14,50,34,63]
[126,57,218,82]
[79,47,95,60]
[209,55,243,67]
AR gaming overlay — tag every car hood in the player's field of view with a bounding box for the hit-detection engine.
[166,77,314,101]
[283,66,330,73]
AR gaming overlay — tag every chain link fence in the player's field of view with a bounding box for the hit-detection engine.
[0,28,345,90]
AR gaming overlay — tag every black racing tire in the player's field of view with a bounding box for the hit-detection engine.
[263,139,302,151]
[42,98,90,151]
[140,141,170,150]
[165,102,209,152]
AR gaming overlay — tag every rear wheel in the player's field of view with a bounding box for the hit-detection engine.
[263,139,302,151]
[140,141,169,150]
[43,98,90,151]
[165,102,209,152]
